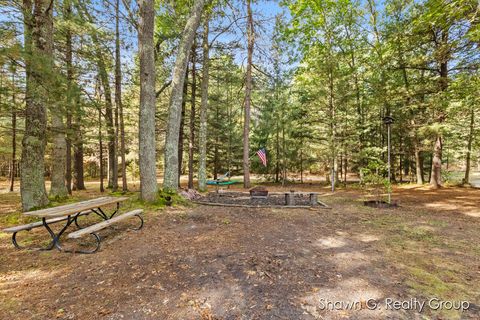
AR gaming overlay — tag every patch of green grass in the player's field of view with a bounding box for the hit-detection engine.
[398,225,440,244]
[428,219,449,228]
[126,189,190,212]
[108,190,137,197]
[0,297,20,315]
[405,266,469,319]
[361,214,402,228]
[0,212,37,227]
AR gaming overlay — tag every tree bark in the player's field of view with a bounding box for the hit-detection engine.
[138,0,158,201]
[9,72,16,192]
[463,105,475,184]
[92,35,116,191]
[50,8,69,198]
[20,0,50,210]
[243,0,254,189]
[64,0,73,194]
[49,102,68,198]
[430,136,442,188]
[430,29,449,188]
[178,75,187,187]
[198,16,209,192]
[98,57,117,191]
[414,142,424,184]
[76,1,116,191]
[188,38,197,189]
[115,0,127,192]
[163,0,206,191]
[99,101,105,193]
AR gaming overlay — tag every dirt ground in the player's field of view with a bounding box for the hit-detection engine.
[0,181,479,319]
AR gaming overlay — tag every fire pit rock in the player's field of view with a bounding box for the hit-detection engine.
[249,186,268,199]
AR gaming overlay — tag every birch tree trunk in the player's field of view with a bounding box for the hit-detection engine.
[198,17,209,192]
[243,0,254,189]
[20,0,50,210]
[138,0,158,201]
[163,0,206,191]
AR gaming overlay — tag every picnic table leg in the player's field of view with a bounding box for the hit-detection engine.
[41,216,74,251]
[10,212,86,250]
[131,213,144,230]
[110,202,120,219]
[309,193,318,206]
[40,214,101,254]
[91,208,109,220]
[91,203,120,221]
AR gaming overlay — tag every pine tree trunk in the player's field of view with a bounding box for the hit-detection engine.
[243,0,254,189]
[188,39,197,189]
[275,125,279,183]
[73,139,85,190]
[50,15,69,198]
[463,105,475,184]
[138,0,158,201]
[64,0,73,195]
[99,103,105,193]
[116,0,127,192]
[50,104,68,198]
[198,17,209,192]
[430,136,442,188]
[72,87,85,190]
[430,31,449,188]
[178,69,188,187]
[163,0,206,191]
[9,73,16,192]
[66,115,72,194]
[92,36,116,190]
[77,0,117,191]
[329,64,336,192]
[414,146,424,184]
[20,0,50,210]
[98,58,117,191]
[214,102,219,180]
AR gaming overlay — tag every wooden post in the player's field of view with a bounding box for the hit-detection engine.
[285,192,295,205]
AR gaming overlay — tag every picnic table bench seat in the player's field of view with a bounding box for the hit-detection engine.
[2,210,91,234]
[68,209,143,239]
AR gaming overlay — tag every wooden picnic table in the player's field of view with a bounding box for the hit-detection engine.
[5,196,131,254]
[23,196,129,218]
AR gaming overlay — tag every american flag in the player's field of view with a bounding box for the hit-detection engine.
[256,148,267,167]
